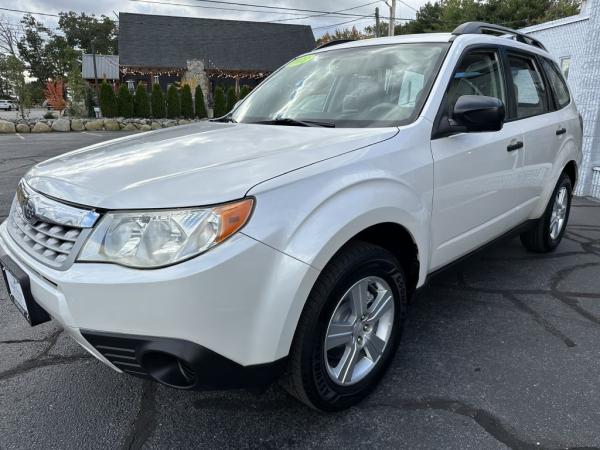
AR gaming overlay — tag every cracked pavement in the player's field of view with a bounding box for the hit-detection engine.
[1,132,600,449]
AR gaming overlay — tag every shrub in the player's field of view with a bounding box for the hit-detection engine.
[85,87,95,118]
[213,86,227,118]
[117,84,134,118]
[43,111,56,120]
[194,85,207,119]
[239,85,251,100]
[44,80,67,115]
[180,84,193,119]
[151,83,165,118]
[99,81,118,118]
[134,84,150,118]
[166,84,180,118]
[226,86,238,114]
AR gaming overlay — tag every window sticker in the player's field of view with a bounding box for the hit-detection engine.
[288,54,315,67]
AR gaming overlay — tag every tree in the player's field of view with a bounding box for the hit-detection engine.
[58,12,118,55]
[117,84,134,118]
[0,55,32,119]
[99,81,117,118]
[0,16,19,56]
[151,83,166,118]
[238,85,251,100]
[194,85,207,119]
[66,60,86,117]
[134,84,150,118]
[166,84,180,118]
[85,86,96,118]
[213,86,227,118]
[180,84,193,119]
[44,80,66,115]
[225,86,237,114]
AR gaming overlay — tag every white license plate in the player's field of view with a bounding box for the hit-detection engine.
[3,267,28,316]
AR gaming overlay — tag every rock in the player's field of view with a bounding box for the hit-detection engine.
[121,123,137,131]
[178,119,190,125]
[15,123,30,133]
[70,119,85,131]
[32,122,51,133]
[0,120,15,133]
[151,122,162,130]
[104,119,120,131]
[51,118,71,132]
[138,124,152,132]
[85,119,104,131]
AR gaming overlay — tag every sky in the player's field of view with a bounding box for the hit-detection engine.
[1,0,431,38]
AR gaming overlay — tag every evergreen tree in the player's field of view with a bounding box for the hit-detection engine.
[134,83,150,118]
[213,86,227,118]
[238,85,251,100]
[117,83,134,118]
[194,85,207,119]
[99,81,117,118]
[166,84,180,118]
[180,84,193,119]
[85,86,95,118]
[226,86,238,113]
[151,83,165,118]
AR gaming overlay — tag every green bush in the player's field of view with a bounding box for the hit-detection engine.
[213,86,227,118]
[117,84,134,118]
[134,84,150,118]
[238,85,251,100]
[194,85,207,119]
[99,81,118,118]
[166,84,180,118]
[180,84,193,119]
[151,83,165,118]
[85,87,95,118]
[225,86,238,114]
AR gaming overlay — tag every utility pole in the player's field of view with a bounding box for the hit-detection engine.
[375,7,380,37]
[91,39,99,101]
[388,0,396,36]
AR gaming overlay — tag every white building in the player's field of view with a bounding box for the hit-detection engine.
[522,0,600,198]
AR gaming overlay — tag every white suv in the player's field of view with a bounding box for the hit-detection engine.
[0,23,582,410]
[0,99,18,111]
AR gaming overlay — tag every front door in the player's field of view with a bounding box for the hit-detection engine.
[430,47,529,270]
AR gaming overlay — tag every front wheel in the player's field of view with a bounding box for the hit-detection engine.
[281,241,407,411]
[520,172,572,253]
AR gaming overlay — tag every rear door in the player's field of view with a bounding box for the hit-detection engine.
[430,47,527,270]
[504,51,557,205]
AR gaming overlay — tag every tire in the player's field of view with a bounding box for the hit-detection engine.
[281,241,407,411]
[520,172,572,253]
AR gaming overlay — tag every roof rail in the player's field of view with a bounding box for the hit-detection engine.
[315,39,355,50]
[451,21,547,51]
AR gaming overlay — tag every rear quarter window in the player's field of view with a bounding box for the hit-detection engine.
[541,58,571,109]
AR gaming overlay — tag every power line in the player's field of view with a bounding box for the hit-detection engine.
[129,0,322,17]
[0,7,59,17]
[270,1,380,23]
[312,17,373,31]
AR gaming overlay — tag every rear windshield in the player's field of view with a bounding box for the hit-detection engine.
[232,43,449,128]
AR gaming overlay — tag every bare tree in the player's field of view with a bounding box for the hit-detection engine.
[0,15,19,56]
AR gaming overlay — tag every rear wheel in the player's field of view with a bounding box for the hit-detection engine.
[281,241,407,411]
[520,172,572,253]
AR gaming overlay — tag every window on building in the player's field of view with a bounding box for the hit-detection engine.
[153,75,160,85]
[507,53,548,119]
[541,58,571,109]
[126,80,135,91]
[560,57,571,79]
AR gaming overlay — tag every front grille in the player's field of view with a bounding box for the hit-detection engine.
[7,200,90,270]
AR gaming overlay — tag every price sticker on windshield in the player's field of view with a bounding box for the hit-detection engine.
[287,55,315,67]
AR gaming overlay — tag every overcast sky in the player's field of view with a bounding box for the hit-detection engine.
[3,0,431,37]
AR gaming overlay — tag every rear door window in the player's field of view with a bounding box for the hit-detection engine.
[541,58,571,109]
[507,53,549,119]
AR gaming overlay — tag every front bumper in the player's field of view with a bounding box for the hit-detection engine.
[0,221,318,387]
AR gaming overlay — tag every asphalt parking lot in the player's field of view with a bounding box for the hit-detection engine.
[1,132,600,449]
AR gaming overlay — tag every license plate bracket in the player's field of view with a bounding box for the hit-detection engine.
[0,253,51,326]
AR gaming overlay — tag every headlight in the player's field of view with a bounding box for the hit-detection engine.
[78,198,253,268]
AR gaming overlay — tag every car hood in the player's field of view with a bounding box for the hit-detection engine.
[25,121,397,209]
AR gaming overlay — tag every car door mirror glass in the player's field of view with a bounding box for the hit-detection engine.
[451,95,505,132]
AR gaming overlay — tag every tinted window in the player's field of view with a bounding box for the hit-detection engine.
[542,58,571,109]
[507,54,548,119]
[447,50,506,114]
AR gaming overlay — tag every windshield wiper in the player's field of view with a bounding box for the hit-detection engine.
[253,118,335,128]
[211,114,237,123]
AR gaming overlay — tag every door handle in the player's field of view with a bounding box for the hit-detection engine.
[556,127,567,136]
[507,141,524,152]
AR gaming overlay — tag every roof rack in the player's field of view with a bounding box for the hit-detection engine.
[451,22,547,51]
[315,39,355,50]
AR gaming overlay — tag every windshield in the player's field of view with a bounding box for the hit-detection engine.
[232,43,449,128]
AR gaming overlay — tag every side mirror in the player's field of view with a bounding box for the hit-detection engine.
[452,95,505,132]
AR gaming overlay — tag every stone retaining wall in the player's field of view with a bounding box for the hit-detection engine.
[0,118,201,134]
